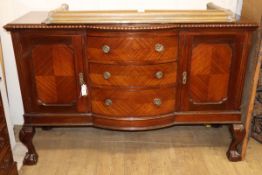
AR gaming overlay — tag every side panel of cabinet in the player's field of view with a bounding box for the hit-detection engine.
[12,31,88,113]
[179,32,250,111]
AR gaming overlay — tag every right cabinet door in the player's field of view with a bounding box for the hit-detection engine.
[179,32,250,111]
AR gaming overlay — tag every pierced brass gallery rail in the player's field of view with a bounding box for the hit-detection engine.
[44,3,236,24]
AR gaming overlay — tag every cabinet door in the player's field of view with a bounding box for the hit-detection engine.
[18,32,88,113]
[179,32,250,111]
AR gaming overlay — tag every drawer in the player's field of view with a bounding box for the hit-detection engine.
[87,34,178,62]
[0,126,9,151]
[0,148,14,175]
[91,87,176,117]
[89,62,177,87]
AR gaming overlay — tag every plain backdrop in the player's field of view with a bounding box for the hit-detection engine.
[0,0,242,126]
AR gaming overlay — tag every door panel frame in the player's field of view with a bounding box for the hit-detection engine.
[14,31,89,113]
[178,31,250,111]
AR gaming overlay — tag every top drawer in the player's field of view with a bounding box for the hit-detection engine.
[87,32,178,62]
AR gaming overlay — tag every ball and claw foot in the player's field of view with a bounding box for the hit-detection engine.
[227,150,242,162]
[226,124,245,162]
[19,126,38,165]
[23,152,38,165]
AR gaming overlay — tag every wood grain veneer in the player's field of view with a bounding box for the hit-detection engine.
[91,87,176,117]
[87,33,178,62]
[89,62,177,87]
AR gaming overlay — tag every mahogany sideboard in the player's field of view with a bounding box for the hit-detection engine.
[4,12,258,165]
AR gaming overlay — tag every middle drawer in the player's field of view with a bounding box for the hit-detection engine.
[89,62,177,87]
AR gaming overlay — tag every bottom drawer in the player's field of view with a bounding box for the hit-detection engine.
[91,87,176,117]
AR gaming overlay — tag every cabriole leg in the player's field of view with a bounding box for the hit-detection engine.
[226,124,245,162]
[19,126,38,165]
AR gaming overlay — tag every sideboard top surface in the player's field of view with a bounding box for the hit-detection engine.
[4,11,258,31]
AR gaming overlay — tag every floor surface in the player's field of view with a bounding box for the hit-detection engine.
[19,126,262,175]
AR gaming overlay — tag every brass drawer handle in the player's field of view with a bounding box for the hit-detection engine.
[104,99,113,106]
[155,71,164,79]
[182,71,187,85]
[102,45,110,54]
[155,43,165,52]
[103,71,111,80]
[153,98,162,106]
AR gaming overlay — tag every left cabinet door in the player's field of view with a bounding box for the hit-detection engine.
[15,32,88,113]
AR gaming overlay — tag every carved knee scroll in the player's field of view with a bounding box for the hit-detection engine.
[19,126,38,165]
[226,124,245,162]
